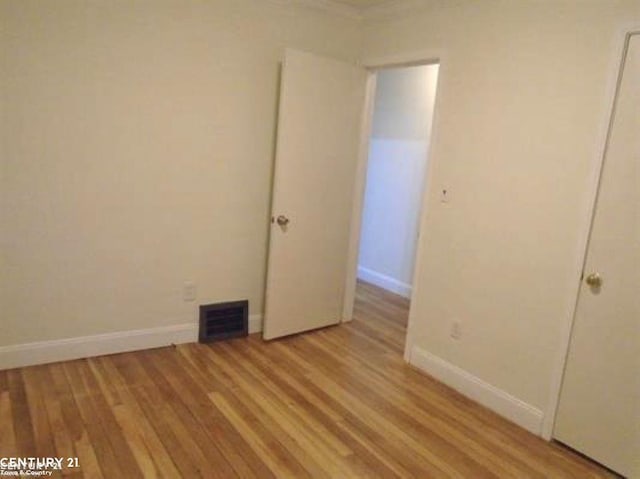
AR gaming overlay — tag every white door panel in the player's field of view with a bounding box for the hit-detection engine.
[263,49,367,340]
[554,33,640,478]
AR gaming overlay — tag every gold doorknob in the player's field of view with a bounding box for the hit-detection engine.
[585,273,602,287]
[276,215,290,226]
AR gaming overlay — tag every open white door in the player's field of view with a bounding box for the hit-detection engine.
[554,33,639,477]
[263,49,367,340]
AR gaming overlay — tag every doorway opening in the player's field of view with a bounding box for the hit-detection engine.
[352,63,440,339]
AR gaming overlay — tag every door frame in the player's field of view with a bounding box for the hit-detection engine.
[341,49,447,362]
[542,28,640,440]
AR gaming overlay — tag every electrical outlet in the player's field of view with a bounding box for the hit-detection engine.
[450,320,462,340]
[183,281,197,302]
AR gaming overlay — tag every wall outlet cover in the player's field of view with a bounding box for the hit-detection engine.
[183,282,197,302]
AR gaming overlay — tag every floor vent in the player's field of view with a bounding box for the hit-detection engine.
[199,300,248,343]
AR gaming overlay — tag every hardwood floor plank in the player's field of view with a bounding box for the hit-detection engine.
[240,340,417,478]
[0,390,17,459]
[0,370,9,396]
[46,363,103,479]
[181,347,331,478]
[134,351,238,479]
[40,390,78,477]
[63,360,141,478]
[210,391,312,479]
[89,356,181,479]
[0,280,615,478]
[72,430,105,479]
[21,366,63,478]
[216,342,354,457]
[7,369,37,456]
[143,347,273,479]
[209,342,366,478]
[125,380,205,478]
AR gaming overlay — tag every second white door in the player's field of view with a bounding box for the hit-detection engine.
[554,32,640,478]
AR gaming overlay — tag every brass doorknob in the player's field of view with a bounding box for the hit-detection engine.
[276,215,290,226]
[585,273,602,287]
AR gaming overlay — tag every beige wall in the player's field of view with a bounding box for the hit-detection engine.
[3,0,639,430]
[0,0,361,346]
[363,0,640,415]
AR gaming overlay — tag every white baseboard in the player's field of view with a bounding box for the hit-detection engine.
[0,313,264,370]
[410,346,544,436]
[0,323,198,370]
[357,266,412,298]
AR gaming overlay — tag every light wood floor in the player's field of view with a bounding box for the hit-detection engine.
[0,280,614,478]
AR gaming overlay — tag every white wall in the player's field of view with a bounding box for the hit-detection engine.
[0,0,361,351]
[363,0,640,433]
[358,65,438,297]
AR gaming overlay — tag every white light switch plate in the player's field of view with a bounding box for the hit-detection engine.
[183,281,197,302]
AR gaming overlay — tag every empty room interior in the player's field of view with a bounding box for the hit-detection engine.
[1,0,638,478]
